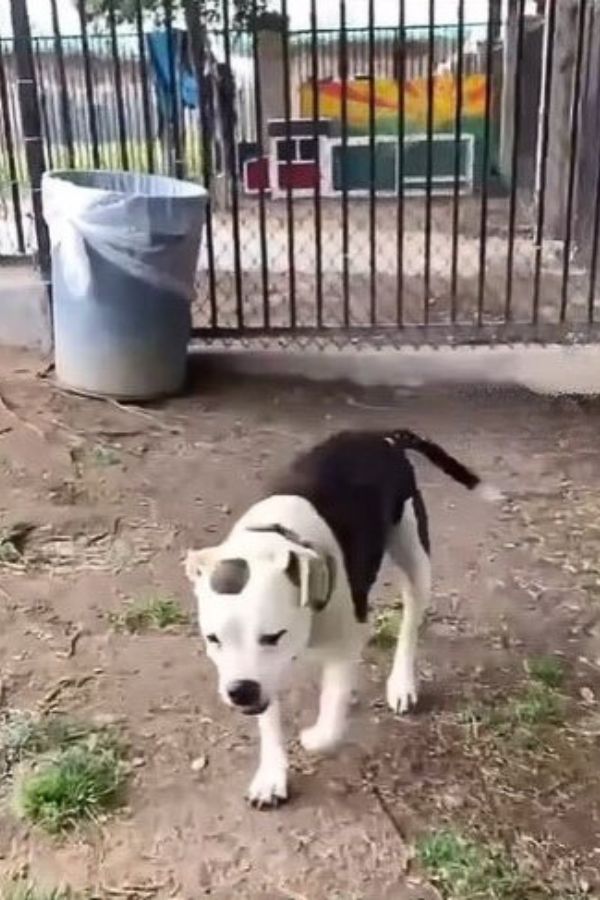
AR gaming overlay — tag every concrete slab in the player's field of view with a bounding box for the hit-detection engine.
[196,342,600,396]
[0,262,51,352]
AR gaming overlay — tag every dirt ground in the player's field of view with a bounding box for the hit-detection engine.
[1,347,600,899]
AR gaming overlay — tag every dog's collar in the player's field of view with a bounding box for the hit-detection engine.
[245,523,334,620]
[246,522,313,549]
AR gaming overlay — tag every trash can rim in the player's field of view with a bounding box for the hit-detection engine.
[43,169,208,201]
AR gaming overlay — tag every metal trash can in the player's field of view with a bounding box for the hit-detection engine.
[42,170,207,400]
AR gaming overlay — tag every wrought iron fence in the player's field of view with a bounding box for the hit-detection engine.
[2,0,600,346]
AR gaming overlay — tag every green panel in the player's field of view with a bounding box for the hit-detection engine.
[332,142,396,191]
[402,138,469,182]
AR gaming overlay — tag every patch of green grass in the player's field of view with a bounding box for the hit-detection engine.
[0,712,95,778]
[110,594,188,633]
[0,523,34,564]
[526,655,566,690]
[416,829,529,900]
[460,678,565,745]
[370,608,402,650]
[0,538,20,563]
[2,882,79,900]
[508,683,565,727]
[13,742,125,833]
[91,445,120,467]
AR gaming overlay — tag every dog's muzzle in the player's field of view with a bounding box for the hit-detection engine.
[226,679,268,715]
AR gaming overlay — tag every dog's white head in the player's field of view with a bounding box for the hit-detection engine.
[185,529,335,715]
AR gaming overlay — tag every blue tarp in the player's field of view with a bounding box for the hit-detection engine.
[146,29,199,122]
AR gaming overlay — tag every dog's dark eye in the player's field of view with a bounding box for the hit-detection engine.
[258,629,287,647]
[206,633,221,646]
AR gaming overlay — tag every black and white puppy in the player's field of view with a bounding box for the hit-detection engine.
[185,429,499,808]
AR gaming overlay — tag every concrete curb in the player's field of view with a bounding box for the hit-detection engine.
[0,262,51,353]
[193,343,600,396]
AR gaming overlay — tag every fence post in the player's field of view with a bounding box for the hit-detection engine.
[10,0,50,277]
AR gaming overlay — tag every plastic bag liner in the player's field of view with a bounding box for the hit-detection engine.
[42,170,207,400]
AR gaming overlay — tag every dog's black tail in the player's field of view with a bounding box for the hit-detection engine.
[386,429,501,500]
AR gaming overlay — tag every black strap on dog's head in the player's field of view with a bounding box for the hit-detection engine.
[246,523,336,612]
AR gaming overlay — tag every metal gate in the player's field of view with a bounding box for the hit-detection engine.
[2,0,600,347]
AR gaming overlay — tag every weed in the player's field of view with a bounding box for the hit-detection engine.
[91,445,120,467]
[0,712,94,778]
[0,538,20,563]
[0,523,34,564]
[14,742,125,833]
[416,829,529,900]
[370,608,401,650]
[508,683,565,727]
[461,680,565,745]
[526,655,566,690]
[110,594,188,633]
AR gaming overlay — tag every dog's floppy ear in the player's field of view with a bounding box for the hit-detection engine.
[285,548,336,612]
[185,547,218,582]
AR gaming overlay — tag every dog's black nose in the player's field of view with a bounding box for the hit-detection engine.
[227,679,261,708]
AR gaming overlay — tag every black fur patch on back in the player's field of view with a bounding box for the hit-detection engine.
[270,431,422,623]
[210,558,250,594]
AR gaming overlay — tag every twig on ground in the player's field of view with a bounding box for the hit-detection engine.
[345,395,400,411]
[369,782,410,848]
[38,677,75,710]
[56,626,84,659]
[0,391,46,440]
[101,883,164,898]
[35,361,55,379]
[51,385,183,434]
[105,398,183,434]
[38,672,96,711]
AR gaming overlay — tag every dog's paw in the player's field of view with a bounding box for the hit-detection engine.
[386,669,418,715]
[300,724,341,754]
[247,765,288,810]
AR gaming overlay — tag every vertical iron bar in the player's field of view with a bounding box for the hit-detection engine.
[49,0,74,168]
[368,0,377,324]
[77,0,100,168]
[164,0,184,178]
[33,41,53,170]
[339,0,350,327]
[122,44,138,168]
[560,0,587,322]
[423,0,435,324]
[450,1,465,320]
[10,0,50,275]
[107,0,129,170]
[281,0,297,328]
[476,1,495,325]
[396,0,405,326]
[69,34,87,166]
[185,0,217,326]
[310,0,323,327]
[135,0,154,173]
[504,0,526,322]
[587,148,600,324]
[222,0,244,327]
[532,0,556,323]
[0,42,25,253]
[251,1,270,329]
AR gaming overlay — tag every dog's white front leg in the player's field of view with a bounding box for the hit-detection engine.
[300,659,355,753]
[247,699,288,809]
[386,583,427,714]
